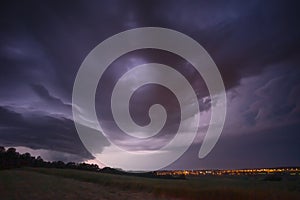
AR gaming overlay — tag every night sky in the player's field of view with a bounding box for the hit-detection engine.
[0,0,300,170]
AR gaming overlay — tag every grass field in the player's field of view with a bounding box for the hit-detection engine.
[0,168,300,200]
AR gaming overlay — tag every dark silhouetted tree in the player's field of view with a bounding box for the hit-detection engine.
[0,146,100,171]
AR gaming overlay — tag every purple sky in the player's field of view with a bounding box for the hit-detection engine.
[0,0,300,169]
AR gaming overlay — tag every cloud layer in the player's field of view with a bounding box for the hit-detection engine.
[0,0,299,168]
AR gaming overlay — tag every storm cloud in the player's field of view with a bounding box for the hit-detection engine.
[0,0,299,168]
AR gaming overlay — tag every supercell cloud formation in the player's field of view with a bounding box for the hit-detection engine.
[0,0,299,169]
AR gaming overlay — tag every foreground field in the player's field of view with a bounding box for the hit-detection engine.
[0,168,299,200]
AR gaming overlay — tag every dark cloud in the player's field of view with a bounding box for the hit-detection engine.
[29,83,71,116]
[0,105,109,160]
[170,122,300,170]
[0,0,299,168]
[152,0,300,89]
[30,84,69,106]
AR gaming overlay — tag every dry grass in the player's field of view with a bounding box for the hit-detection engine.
[1,168,300,200]
[0,169,168,200]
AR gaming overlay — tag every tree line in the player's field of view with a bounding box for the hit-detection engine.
[0,146,99,171]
